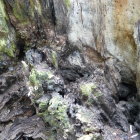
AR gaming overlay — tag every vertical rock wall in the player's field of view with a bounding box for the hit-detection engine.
[66,0,140,88]
[67,0,139,69]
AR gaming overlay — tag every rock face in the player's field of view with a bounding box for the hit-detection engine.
[0,0,140,140]
[0,0,16,60]
[67,0,138,80]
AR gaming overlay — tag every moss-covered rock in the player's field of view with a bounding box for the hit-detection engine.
[80,82,102,104]
[0,38,16,58]
[12,1,29,23]
[80,83,96,97]
[0,0,9,33]
[12,0,42,23]
[38,93,71,138]
[0,0,16,58]
[28,67,54,99]
[4,0,49,48]
[51,51,58,69]
[40,94,70,129]
[64,0,71,9]
[29,68,53,87]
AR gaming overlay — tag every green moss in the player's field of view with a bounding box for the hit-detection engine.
[29,69,38,86]
[51,51,58,69]
[0,39,6,51]
[80,83,96,96]
[0,1,7,18]
[13,0,42,23]
[39,95,70,130]
[29,0,42,16]
[6,42,16,57]
[80,83,103,106]
[0,0,9,33]
[64,0,71,9]
[0,38,16,57]
[84,127,97,133]
[39,102,48,111]
[0,1,16,58]
[13,1,30,23]
[29,69,50,86]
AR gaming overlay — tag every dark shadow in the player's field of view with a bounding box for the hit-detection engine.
[118,82,137,101]
[16,38,26,60]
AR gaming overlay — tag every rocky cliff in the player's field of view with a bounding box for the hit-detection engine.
[0,0,140,140]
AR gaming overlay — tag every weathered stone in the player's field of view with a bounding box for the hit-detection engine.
[0,0,16,59]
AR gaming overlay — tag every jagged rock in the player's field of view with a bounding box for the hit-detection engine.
[26,49,44,64]
[0,115,46,140]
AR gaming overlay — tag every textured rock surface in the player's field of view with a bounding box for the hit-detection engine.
[0,0,140,140]
[0,0,16,59]
[67,0,139,80]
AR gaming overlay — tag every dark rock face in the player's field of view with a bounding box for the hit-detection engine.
[118,83,137,101]
[1,46,139,139]
[0,0,140,140]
